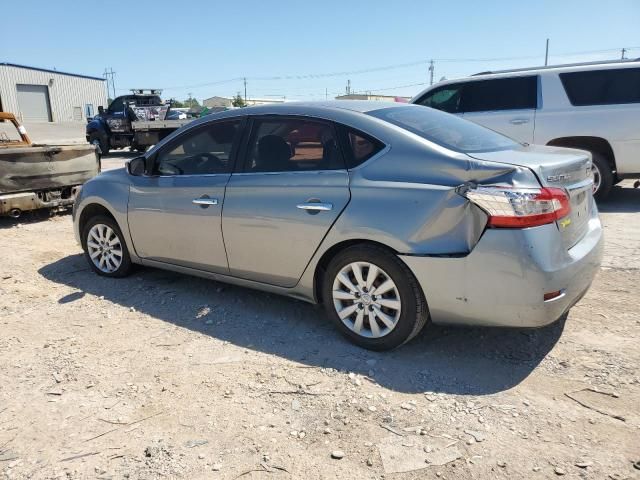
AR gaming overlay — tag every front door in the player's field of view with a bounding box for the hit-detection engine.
[222,116,350,287]
[128,119,243,273]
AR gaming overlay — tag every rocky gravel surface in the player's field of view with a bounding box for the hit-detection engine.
[0,181,639,479]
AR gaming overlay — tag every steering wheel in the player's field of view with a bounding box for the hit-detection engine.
[193,152,222,172]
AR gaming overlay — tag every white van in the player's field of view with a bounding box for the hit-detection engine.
[411,60,640,198]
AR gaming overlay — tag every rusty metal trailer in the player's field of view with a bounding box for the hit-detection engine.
[0,112,100,217]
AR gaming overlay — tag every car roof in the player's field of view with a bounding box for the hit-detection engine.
[470,58,640,77]
[411,59,640,101]
[233,100,403,114]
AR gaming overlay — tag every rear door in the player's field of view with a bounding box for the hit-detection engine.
[222,116,350,287]
[461,76,538,144]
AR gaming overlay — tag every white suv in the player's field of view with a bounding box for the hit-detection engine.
[411,60,640,199]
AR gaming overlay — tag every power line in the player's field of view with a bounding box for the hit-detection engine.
[118,45,640,94]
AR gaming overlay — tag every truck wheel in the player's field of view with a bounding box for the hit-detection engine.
[89,132,110,156]
[591,152,613,200]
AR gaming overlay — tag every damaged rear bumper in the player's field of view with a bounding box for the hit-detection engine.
[399,210,604,328]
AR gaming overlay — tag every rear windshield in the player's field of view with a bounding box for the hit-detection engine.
[368,106,519,153]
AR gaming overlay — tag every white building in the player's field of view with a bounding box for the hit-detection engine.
[0,63,107,123]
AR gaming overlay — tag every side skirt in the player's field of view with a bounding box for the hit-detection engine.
[138,258,317,304]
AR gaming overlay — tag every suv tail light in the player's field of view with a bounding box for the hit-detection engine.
[463,186,570,228]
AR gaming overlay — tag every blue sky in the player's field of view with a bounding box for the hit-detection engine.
[4,0,639,102]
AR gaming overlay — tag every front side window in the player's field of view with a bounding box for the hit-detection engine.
[154,120,241,175]
[108,97,125,113]
[560,68,640,106]
[415,85,464,113]
[369,106,518,153]
[244,118,344,172]
[461,76,537,112]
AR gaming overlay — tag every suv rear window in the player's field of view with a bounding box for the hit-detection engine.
[560,68,640,106]
[369,106,518,153]
[462,76,538,112]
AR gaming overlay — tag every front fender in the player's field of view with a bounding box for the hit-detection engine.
[73,173,138,262]
[86,118,108,135]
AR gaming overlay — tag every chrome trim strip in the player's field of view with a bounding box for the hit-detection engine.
[232,169,348,177]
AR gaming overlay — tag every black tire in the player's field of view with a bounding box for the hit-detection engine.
[88,132,110,156]
[322,244,429,351]
[82,215,133,278]
[591,152,613,200]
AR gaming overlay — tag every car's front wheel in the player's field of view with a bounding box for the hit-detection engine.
[323,244,429,350]
[82,215,133,277]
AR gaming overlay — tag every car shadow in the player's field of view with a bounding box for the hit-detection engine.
[39,254,565,395]
[597,184,640,213]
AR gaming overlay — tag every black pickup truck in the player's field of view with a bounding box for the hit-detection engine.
[85,90,191,155]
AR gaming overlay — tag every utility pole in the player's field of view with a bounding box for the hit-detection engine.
[545,38,549,66]
[621,48,627,59]
[325,87,328,100]
[188,92,193,108]
[243,77,247,103]
[346,79,351,95]
[103,67,116,100]
[428,60,434,86]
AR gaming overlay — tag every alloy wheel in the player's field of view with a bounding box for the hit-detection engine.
[87,224,123,273]
[332,261,401,338]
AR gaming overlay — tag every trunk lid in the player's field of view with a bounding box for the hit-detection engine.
[468,144,594,249]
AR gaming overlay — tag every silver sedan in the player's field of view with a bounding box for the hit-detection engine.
[73,101,603,350]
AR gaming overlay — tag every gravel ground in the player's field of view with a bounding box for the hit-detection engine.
[1,150,639,479]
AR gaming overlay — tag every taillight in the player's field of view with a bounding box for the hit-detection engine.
[463,186,571,228]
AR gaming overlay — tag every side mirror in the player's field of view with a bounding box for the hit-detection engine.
[127,156,146,176]
[98,106,104,114]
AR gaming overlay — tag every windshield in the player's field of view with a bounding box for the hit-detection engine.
[368,106,519,153]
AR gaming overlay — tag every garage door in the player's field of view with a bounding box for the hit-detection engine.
[16,84,52,122]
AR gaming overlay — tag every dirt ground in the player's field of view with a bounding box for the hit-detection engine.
[1,156,639,479]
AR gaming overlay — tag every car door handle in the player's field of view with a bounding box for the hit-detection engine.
[296,202,333,212]
[192,197,218,206]
[509,118,530,125]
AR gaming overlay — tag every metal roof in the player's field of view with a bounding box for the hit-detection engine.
[0,62,105,81]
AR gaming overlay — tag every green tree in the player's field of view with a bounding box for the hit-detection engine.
[232,94,246,107]
[170,99,185,108]
[186,97,201,108]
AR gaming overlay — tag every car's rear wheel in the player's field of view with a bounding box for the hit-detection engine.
[82,215,132,277]
[591,152,613,200]
[323,244,429,350]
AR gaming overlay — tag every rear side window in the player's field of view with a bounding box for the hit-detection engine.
[244,118,344,173]
[560,68,640,106]
[414,85,463,113]
[462,76,538,112]
[369,106,518,153]
[343,129,385,168]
